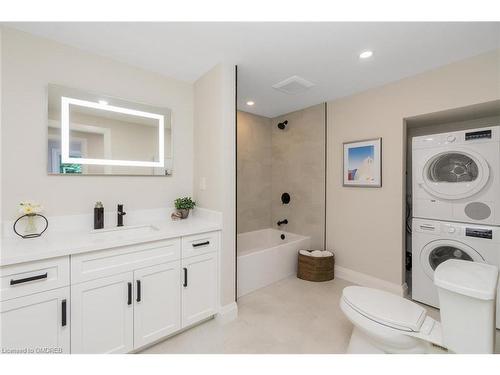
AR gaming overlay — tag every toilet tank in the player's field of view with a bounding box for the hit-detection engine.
[434,259,499,354]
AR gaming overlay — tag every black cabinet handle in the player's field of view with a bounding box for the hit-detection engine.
[136,280,141,302]
[183,267,188,287]
[10,272,48,285]
[61,299,67,327]
[127,282,132,305]
[192,241,210,248]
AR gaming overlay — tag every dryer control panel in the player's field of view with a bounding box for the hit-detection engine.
[412,125,500,149]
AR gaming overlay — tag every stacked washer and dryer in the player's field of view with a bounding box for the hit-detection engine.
[411,125,500,328]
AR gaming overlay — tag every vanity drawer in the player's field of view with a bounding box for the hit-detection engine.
[181,231,219,258]
[71,238,181,284]
[0,257,70,301]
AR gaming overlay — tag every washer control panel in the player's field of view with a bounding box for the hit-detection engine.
[413,219,500,247]
[466,228,493,240]
[465,129,492,141]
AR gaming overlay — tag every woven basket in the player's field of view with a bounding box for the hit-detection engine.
[297,251,335,282]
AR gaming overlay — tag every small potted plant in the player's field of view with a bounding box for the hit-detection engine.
[174,197,196,219]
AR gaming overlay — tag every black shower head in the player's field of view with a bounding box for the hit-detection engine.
[277,120,288,130]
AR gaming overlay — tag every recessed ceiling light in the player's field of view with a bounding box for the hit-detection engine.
[98,100,108,105]
[359,50,373,59]
[246,101,255,106]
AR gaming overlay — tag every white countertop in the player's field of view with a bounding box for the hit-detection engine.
[1,209,222,267]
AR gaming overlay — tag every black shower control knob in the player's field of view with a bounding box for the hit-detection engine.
[281,193,291,204]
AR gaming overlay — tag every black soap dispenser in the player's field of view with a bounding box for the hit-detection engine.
[94,201,104,229]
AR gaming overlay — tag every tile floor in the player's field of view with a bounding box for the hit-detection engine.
[141,276,500,354]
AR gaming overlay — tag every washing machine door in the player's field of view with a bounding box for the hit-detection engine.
[420,239,485,280]
[420,149,490,200]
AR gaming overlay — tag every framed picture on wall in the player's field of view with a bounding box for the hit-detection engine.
[343,138,382,187]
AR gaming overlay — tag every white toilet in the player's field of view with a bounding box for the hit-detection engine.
[341,260,499,354]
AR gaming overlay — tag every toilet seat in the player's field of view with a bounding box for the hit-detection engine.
[342,286,427,332]
[341,286,443,353]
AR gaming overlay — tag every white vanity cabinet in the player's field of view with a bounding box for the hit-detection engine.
[181,232,219,328]
[0,257,71,354]
[70,238,183,353]
[0,287,70,354]
[71,272,134,354]
[69,231,219,353]
[1,229,221,354]
[133,261,181,348]
[71,261,183,354]
[181,253,218,327]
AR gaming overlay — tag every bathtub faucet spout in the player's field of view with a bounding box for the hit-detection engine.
[277,219,288,226]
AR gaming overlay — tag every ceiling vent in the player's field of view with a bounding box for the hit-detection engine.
[272,75,315,94]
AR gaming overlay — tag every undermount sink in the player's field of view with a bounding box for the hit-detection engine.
[90,224,160,238]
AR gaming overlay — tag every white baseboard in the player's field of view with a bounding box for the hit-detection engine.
[335,265,407,296]
[215,302,238,324]
[401,282,409,298]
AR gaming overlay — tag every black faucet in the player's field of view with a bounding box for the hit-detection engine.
[277,219,288,226]
[117,204,126,227]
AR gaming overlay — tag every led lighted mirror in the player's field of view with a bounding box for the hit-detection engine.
[47,84,173,176]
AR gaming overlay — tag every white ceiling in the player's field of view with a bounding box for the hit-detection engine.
[7,22,500,118]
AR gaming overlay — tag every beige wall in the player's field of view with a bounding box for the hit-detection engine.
[327,49,500,288]
[194,63,236,307]
[272,104,326,249]
[236,111,272,233]
[1,27,194,220]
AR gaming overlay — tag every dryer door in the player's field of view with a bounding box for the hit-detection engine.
[420,149,490,200]
[420,239,485,280]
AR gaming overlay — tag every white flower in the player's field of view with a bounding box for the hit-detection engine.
[19,201,42,215]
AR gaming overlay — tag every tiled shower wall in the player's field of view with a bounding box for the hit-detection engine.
[236,111,273,233]
[237,103,326,250]
[271,104,326,250]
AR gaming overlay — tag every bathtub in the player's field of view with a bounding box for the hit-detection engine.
[237,228,311,297]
